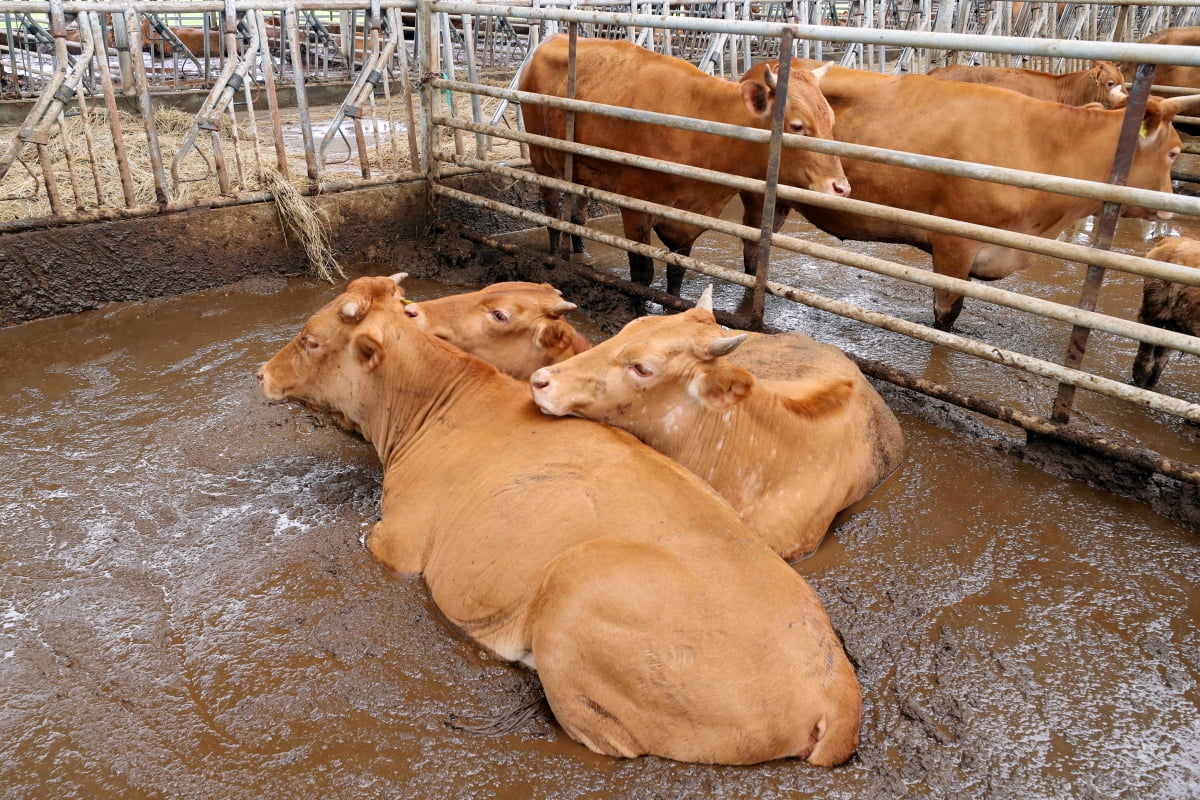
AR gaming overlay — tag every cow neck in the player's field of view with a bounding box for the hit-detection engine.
[683,79,772,176]
[367,322,519,468]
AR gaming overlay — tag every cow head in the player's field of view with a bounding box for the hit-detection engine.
[1123,93,1200,219]
[740,60,850,198]
[403,280,591,380]
[1090,60,1129,108]
[258,273,409,437]
[530,287,755,431]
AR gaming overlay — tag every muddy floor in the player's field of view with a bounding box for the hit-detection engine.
[1,228,1198,798]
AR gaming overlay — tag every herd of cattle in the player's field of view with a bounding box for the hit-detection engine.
[256,28,1200,770]
[260,274,909,764]
[519,31,1200,345]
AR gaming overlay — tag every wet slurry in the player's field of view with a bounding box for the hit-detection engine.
[1,244,1198,797]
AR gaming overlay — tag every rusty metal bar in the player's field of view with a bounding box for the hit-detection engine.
[123,10,170,205]
[284,4,319,183]
[84,10,136,207]
[750,26,792,328]
[1052,61,1159,423]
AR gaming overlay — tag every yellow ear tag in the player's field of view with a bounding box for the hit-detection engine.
[1139,121,1149,139]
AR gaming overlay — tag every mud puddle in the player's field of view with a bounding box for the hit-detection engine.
[0,263,1197,799]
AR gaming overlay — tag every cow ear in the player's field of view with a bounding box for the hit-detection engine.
[693,365,754,410]
[741,80,771,118]
[537,319,574,356]
[1139,102,1168,140]
[353,332,386,373]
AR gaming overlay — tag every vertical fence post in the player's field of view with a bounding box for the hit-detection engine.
[1049,61,1157,424]
[419,0,441,217]
[750,27,793,328]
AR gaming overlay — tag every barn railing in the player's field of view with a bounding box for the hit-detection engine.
[420,1,1200,487]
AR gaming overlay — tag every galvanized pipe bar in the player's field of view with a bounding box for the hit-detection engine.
[435,110,1200,290]
[431,2,1200,67]
[433,178,1200,424]
[85,10,136,206]
[434,145,1200,360]
[438,76,1200,220]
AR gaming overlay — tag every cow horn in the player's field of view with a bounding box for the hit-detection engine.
[1158,93,1200,117]
[706,333,747,358]
[341,300,363,321]
[696,284,714,313]
[548,300,577,317]
[389,272,409,286]
[763,64,777,90]
[811,62,832,81]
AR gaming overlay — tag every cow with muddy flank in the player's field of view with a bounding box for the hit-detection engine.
[530,286,905,561]
[1132,236,1200,389]
[520,35,848,296]
[258,274,862,766]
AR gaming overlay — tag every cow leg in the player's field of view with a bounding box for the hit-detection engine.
[656,231,698,297]
[569,193,588,254]
[1132,341,1170,388]
[929,236,978,331]
[622,211,657,287]
[738,192,792,276]
[539,186,566,256]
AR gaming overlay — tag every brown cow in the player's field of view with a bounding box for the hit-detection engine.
[927,60,1128,108]
[739,63,1200,329]
[530,286,905,561]
[403,281,592,380]
[258,274,861,766]
[1119,27,1200,94]
[1132,236,1200,388]
[519,35,848,296]
[139,17,223,58]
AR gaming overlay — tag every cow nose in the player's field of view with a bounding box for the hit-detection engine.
[832,179,850,197]
[255,366,264,383]
[404,304,420,319]
[530,368,551,391]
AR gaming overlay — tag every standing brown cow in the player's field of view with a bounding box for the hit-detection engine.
[927,60,1128,108]
[1132,236,1200,388]
[739,63,1200,329]
[520,35,848,296]
[1119,27,1200,94]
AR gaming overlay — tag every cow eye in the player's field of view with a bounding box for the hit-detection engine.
[629,362,654,378]
[300,334,321,351]
[1169,147,1181,161]
[789,121,806,135]
[490,309,510,323]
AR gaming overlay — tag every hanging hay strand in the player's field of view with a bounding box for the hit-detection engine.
[262,167,344,283]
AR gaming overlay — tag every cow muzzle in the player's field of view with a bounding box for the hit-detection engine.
[529,368,570,416]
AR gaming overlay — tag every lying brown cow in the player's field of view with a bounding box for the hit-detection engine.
[258,274,861,766]
[1119,27,1200,94]
[927,60,1128,108]
[520,35,848,296]
[403,281,591,380]
[530,286,905,561]
[1132,236,1200,388]
[740,63,1200,329]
